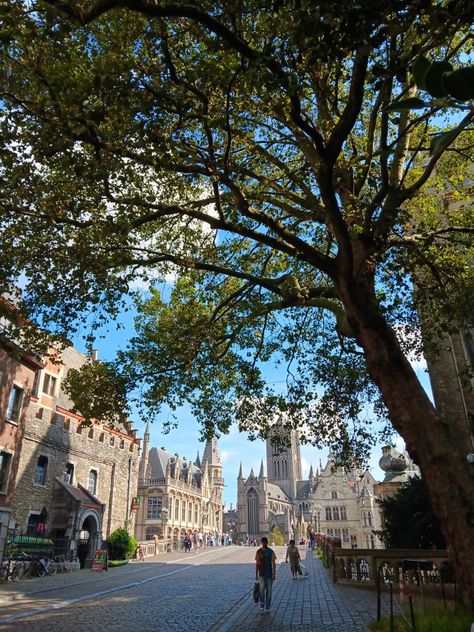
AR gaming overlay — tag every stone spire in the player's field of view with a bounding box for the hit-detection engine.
[238,462,244,479]
[195,451,201,468]
[202,437,221,466]
[259,459,265,478]
[309,464,314,479]
[138,423,151,480]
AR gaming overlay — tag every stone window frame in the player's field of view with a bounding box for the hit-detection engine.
[88,469,98,495]
[147,496,162,519]
[26,510,41,535]
[64,462,74,484]
[6,383,24,423]
[34,454,48,486]
[0,447,14,495]
[42,373,57,397]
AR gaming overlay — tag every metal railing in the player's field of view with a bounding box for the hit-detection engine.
[326,546,455,600]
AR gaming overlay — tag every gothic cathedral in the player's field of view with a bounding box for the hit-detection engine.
[236,425,383,548]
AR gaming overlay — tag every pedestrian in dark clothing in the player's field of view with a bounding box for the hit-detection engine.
[255,536,276,612]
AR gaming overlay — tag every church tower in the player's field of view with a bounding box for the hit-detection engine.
[266,423,302,500]
[202,437,224,532]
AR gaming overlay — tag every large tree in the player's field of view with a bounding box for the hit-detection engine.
[1,0,473,605]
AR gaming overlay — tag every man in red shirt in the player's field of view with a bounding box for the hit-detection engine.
[255,536,277,612]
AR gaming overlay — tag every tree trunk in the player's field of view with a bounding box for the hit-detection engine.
[340,275,474,609]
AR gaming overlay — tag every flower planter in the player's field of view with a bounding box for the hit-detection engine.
[108,559,129,567]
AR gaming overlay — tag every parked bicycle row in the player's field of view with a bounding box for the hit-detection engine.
[0,553,72,582]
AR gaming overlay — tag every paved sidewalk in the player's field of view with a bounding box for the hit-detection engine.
[0,547,387,631]
[209,548,382,632]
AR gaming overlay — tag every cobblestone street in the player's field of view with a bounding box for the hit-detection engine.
[0,547,385,631]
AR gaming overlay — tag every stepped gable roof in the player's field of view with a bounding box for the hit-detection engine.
[202,437,221,466]
[57,346,132,436]
[56,346,87,412]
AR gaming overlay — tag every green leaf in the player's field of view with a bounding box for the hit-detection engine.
[443,67,474,102]
[424,60,453,98]
[429,128,459,155]
[411,55,431,89]
[383,97,429,112]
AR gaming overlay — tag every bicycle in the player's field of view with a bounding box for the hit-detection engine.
[0,558,23,583]
[9,553,34,581]
[36,557,57,577]
[54,555,72,573]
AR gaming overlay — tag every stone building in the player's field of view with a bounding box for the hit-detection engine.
[135,427,224,544]
[7,344,141,567]
[237,427,383,549]
[0,298,45,563]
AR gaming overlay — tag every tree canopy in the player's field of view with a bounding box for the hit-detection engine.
[1,0,474,602]
[1,1,473,447]
[376,476,446,549]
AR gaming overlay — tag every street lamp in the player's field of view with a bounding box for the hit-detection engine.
[314,505,321,533]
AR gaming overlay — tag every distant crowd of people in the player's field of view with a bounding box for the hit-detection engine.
[182,530,233,553]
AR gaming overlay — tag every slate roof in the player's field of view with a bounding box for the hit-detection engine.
[148,447,202,486]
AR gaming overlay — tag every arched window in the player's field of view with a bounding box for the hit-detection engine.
[247,488,259,536]
[331,490,338,499]
[333,506,340,520]
[325,506,332,520]
[367,511,373,527]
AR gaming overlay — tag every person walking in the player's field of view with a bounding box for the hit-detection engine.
[285,539,301,580]
[255,536,276,612]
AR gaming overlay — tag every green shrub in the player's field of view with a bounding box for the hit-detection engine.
[268,525,286,546]
[368,606,473,632]
[107,528,138,560]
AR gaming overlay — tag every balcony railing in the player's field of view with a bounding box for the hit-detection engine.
[138,477,167,486]
[327,546,454,600]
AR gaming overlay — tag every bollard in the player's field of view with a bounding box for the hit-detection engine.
[389,581,394,632]
[377,571,381,621]
[408,595,416,632]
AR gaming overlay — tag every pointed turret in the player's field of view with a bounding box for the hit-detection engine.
[139,423,151,480]
[259,459,265,479]
[309,464,314,479]
[238,462,244,479]
[202,437,221,466]
[195,451,201,468]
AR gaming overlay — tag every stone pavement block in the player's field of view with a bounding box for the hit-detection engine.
[0,545,389,631]
[209,548,385,632]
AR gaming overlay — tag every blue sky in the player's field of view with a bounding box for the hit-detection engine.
[71,289,433,509]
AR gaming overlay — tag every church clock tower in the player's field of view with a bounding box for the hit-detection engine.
[266,424,302,500]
